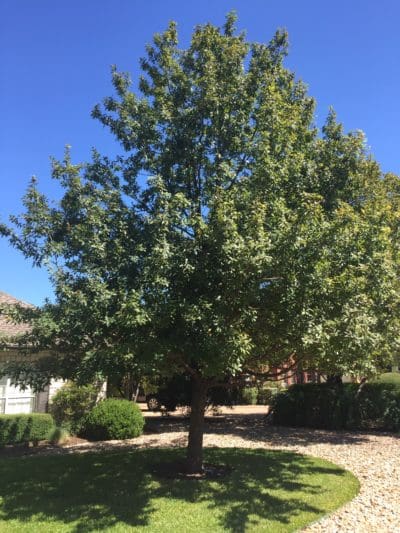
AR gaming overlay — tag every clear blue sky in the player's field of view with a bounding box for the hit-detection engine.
[1,0,399,305]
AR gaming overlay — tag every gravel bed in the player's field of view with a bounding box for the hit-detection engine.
[1,413,399,532]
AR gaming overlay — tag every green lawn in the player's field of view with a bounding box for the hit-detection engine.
[0,448,359,532]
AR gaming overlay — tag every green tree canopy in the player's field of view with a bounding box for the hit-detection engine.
[1,12,399,472]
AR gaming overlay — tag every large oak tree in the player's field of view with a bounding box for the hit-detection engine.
[1,13,399,473]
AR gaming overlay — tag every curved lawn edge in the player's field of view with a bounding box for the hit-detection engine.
[0,447,359,532]
[280,449,361,531]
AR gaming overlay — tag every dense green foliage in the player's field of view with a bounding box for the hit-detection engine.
[2,13,399,389]
[272,382,400,431]
[49,382,98,434]
[1,12,400,469]
[0,448,359,532]
[0,413,55,446]
[240,386,259,405]
[81,399,144,441]
[257,385,279,405]
[240,385,280,405]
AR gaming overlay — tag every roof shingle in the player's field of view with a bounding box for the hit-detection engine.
[0,291,32,338]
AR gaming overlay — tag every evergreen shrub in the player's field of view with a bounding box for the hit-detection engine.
[49,382,98,434]
[241,387,259,405]
[81,399,144,441]
[0,413,55,446]
[272,382,400,431]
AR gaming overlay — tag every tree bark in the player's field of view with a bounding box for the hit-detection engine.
[186,378,208,474]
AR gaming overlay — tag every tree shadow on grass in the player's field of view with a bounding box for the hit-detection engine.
[0,448,356,532]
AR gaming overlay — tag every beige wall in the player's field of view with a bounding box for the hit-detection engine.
[35,379,66,413]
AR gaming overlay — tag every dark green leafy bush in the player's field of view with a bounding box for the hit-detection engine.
[0,413,55,446]
[81,399,144,441]
[272,382,400,431]
[257,386,279,405]
[241,387,259,405]
[49,382,99,434]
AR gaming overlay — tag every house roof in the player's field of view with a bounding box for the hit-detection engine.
[0,291,32,338]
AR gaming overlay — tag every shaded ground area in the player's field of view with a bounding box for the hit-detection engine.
[0,447,357,532]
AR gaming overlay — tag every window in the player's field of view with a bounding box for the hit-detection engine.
[6,397,35,414]
[0,376,36,414]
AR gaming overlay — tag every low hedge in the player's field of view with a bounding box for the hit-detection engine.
[80,399,145,441]
[0,413,55,446]
[272,382,400,431]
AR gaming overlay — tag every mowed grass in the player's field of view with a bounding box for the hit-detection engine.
[0,448,359,532]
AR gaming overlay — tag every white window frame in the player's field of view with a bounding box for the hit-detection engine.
[0,376,36,414]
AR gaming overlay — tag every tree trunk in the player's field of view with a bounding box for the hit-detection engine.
[186,378,208,474]
[133,383,140,402]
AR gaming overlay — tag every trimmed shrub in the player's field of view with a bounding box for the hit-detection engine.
[241,387,259,405]
[81,399,144,441]
[272,382,400,431]
[0,413,55,446]
[352,382,400,431]
[49,382,98,434]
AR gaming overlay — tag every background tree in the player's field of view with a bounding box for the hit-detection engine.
[1,13,399,473]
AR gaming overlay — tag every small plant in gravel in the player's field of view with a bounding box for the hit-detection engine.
[48,426,71,445]
[80,398,144,441]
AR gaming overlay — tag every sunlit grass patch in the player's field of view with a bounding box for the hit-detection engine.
[0,447,359,532]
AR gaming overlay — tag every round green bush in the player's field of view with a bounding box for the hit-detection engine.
[81,399,144,441]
